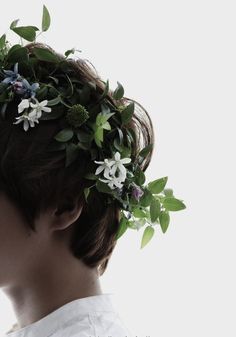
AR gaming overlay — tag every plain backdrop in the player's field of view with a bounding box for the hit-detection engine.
[0,0,236,336]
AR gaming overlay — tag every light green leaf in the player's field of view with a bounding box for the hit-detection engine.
[150,198,161,222]
[164,188,174,197]
[11,26,39,42]
[163,197,186,211]
[54,128,74,142]
[141,226,155,249]
[42,5,51,32]
[32,47,59,63]
[159,211,170,233]
[133,208,146,218]
[116,216,128,240]
[139,188,153,207]
[113,81,124,100]
[102,121,111,130]
[148,176,168,194]
[121,102,135,125]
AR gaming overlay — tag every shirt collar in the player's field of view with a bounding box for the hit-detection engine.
[5,293,116,337]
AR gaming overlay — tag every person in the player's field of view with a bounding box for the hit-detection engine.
[0,41,155,337]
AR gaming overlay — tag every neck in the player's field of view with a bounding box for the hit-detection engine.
[2,253,102,329]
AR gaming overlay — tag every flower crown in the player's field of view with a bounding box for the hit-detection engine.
[0,5,186,248]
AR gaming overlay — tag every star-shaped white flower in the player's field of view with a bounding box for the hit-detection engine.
[29,98,51,118]
[94,158,116,179]
[99,176,124,189]
[110,151,131,176]
[13,112,40,132]
[18,99,31,114]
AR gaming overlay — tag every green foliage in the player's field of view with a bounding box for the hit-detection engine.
[42,5,51,32]
[139,144,153,158]
[32,47,59,63]
[150,198,161,222]
[121,102,135,125]
[141,226,155,248]
[54,128,74,142]
[113,81,124,100]
[116,215,128,240]
[162,197,186,211]
[159,211,170,233]
[147,176,168,194]
[11,26,39,42]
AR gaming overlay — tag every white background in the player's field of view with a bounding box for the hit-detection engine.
[1,0,236,336]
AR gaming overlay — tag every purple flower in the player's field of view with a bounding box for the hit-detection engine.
[131,184,144,201]
[12,81,25,94]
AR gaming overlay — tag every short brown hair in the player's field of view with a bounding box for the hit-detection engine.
[0,42,155,275]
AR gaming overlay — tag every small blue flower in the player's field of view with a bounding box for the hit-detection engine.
[1,63,21,85]
[19,78,40,98]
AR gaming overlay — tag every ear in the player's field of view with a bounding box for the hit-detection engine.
[50,197,84,232]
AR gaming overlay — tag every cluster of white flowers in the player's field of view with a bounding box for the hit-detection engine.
[94,151,131,189]
[13,98,52,131]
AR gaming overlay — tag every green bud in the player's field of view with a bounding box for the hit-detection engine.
[66,104,89,128]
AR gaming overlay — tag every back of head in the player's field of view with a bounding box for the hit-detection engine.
[0,41,155,276]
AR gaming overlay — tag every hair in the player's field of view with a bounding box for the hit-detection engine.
[0,42,155,275]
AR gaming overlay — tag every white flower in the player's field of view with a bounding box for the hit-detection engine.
[94,158,116,179]
[18,99,31,114]
[29,98,51,118]
[13,112,39,132]
[110,152,131,177]
[94,151,131,189]
[99,176,124,189]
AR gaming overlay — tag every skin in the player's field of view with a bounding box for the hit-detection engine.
[0,192,102,330]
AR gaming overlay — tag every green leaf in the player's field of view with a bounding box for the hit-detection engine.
[116,216,128,240]
[148,177,168,194]
[141,226,155,248]
[7,47,29,63]
[139,188,153,207]
[11,26,39,42]
[100,79,109,100]
[54,128,74,142]
[32,47,59,63]
[102,121,111,130]
[47,96,62,106]
[150,198,161,223]
[139,144,154,158]
[96,180,113,194]
[134,165,145,185]
[113,81,124,100]
[65,48,75,58]
[83,187,90,202]
[42,5,51,32]
[0,34,6,49]
[164,188,174,197]
[159,211,170,233]
[121,102,135,125]
[10,19,19,29]
[133,208,146,218]
[84,173,98,180]
[65,143,79,167]
[163,197,186,211]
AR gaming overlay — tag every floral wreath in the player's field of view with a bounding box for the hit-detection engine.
[0,5,186,248]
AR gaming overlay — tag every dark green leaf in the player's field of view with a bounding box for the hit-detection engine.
[159,211,170,233]
[0,34,6,49]
[141,226,155,248]
[139,188,153,207]
[32,47,59,63]
[65,143,79,167]
[7,47,29,63]
[148,177,168,194]
[163,197,186,211]
[42,5,51,32]
[83,187,90,202]
[65,48,75,57]
[40,108,64,120]
[134,165,145,185]
[10,19,19,29]
[150,198,161,222]
[139,144,154,158]
[47,96,62,106]
[11,26,39,42]
[84,173,98,180]
[121,102,135,125]
[54,128,74,142]
[96,180,113,194]
[113,81,124,100]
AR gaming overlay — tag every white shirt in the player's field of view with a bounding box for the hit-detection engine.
[3,294,134,337]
